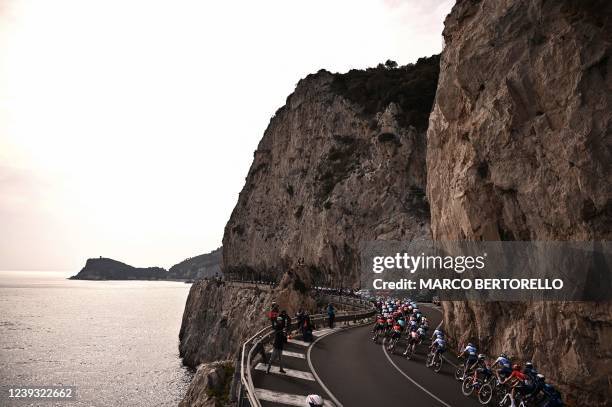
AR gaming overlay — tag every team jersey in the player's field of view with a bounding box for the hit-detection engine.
[463,345,478,356]
[433,337,446,349]
[509,370,527,382]
[495,356,511,368]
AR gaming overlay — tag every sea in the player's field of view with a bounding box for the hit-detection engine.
[0,271,194,407]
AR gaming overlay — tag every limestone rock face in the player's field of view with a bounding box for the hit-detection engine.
[427,0,611,404]
[178,280,314,368]
[179,280,275,367]
[222,59,439,286]
[178,361,233,407]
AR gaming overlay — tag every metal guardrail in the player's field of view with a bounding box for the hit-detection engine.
[237,295,376,407]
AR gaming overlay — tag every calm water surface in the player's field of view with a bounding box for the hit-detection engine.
[0,271,194,406]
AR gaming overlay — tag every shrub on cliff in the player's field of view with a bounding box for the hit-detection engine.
[331,54,440,131]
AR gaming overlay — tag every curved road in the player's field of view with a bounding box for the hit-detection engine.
[310,305,479,407]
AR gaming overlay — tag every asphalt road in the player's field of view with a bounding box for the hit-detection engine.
[251,329,340,407]
[310,305,480,407]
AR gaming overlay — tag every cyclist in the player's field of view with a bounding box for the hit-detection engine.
[427,333,446,366]
[540,383,564,406]
[408,319,418,333]
[372,315,386,333]
[523,361,538,381]
[390,321,402,340]
[500,364,527,406]
[470,354,493,384]
[403,327,421,357]
[522,373,546,403]
[492,352,512,380]
[457,342,479,379]
[432,328,444,341]
[397,317,406,332]
[416,326,426,344]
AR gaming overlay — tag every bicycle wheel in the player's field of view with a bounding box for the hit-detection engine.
[425,353,432,367]
[462,377,475,396]
[478,383,493,405]
[433,354,443,373]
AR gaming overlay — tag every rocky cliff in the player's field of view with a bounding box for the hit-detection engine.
[168,247,222,280]
[71,258,168,280]
[179,280,275,367]
[222,57,439,287]
[427,0,611,405]
[179,278,315,368]
[178,361,234,407]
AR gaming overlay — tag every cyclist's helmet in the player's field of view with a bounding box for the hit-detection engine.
[536,373,545,382]
[478,354,486,360]
[512,364,521,371]
[306,394,324,407]
[436,333,444,339]
[500,353,508,359]
[525,362,533,369]
[467,343,474,347]
[276,316,284,323]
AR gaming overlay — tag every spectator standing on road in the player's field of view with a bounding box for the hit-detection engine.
[266,317,287,374]
[280,310,291,332]
[302,313,314,342]
[327,303,336,329]
[296,309,305,336]
[269,302,280,328]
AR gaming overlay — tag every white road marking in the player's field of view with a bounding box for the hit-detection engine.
[381,339,453,407]
[287,338,311,347]
[267,350,305,359]
[255,388,335,407]
[313,328,340,337]
[308,330,345,407]
[254,363,315,381]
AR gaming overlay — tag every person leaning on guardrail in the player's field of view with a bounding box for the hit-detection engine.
[266,316,287,374]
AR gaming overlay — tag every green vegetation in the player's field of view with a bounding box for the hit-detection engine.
[330,54,440,131]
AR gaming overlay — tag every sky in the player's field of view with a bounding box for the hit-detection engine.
[0,0,454,271]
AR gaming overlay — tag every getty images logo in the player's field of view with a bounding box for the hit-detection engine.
[372,252,488,274]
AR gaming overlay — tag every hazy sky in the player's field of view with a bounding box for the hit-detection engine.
[0,0,453,271]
